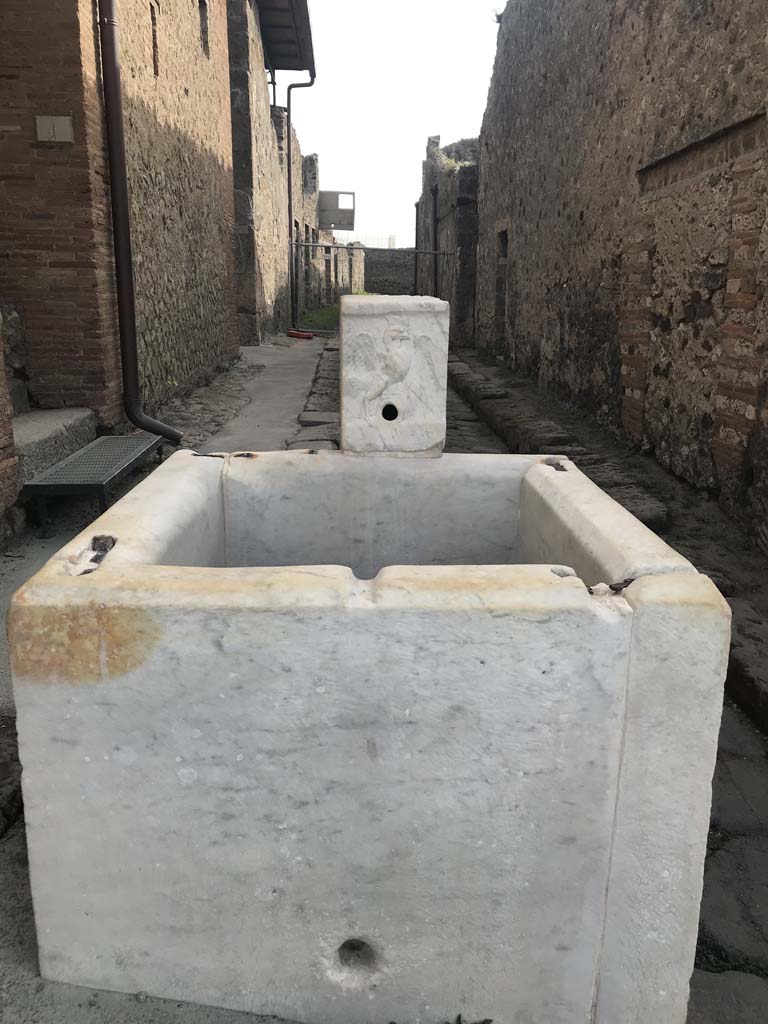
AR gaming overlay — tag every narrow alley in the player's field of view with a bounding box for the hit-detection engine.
[2,0,768,1021]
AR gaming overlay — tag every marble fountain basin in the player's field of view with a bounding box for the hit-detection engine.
[10,446,731,1024]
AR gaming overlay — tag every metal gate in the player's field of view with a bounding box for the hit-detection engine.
[289,241,456,332]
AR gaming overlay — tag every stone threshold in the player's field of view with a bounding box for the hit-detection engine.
[449,348,768,737]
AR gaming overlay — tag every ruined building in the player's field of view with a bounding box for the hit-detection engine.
[415,136,479,345]
[473,0,768,538]
[0,0,345,528]
[228,0,326,343]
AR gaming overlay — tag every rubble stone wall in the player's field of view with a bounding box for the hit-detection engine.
[416,136,478,345]
[115,0,238,413]
[365,249,415,295]
[477,0,768,532]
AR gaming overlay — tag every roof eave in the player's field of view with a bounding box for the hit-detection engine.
[260,0,316,77]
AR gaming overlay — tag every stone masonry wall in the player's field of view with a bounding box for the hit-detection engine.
[477,0,768,534]
[364,248,415,295]
[416,136,478,345]
[228,0,290,344]
[113,0,237,412]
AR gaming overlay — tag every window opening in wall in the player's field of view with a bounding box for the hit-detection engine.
[198,0,210,59]
[338,193,354,210]
[150,2,160,77]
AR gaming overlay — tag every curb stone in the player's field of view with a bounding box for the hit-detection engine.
[447,359,669,529]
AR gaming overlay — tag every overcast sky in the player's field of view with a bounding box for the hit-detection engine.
[279,0,502,247]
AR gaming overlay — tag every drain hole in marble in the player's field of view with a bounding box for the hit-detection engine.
[381,403,399,421]
[337,938,377,971]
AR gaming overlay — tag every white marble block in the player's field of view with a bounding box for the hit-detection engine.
[340,294,449,456]
[11,450,730,1024]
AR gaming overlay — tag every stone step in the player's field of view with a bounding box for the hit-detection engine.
[12,408,97,482]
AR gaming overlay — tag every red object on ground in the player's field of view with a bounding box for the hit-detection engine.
[287,329,315,339]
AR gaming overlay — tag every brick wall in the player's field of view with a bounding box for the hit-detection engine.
[364,248,415,295]
[477,0,768,532]
[0,0,122,424]
[415,136,478,345]
[0,0,238,428]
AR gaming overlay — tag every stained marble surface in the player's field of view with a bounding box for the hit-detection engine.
[14,565,632,1024]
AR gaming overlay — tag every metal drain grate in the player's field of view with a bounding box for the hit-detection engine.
[22,432,164,512]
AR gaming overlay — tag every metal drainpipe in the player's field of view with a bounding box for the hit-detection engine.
[97,0,182,444]
[287,73,316,329]
[268,68,277,108]
[430,184,439,297]
[413,200,420,295]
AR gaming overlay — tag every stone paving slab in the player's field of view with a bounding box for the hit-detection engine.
[688,970,768,1023]
[699,836,768,976]
[726,598,768,732]
[0,718,21,839]
[297,411,339,426]
[286,423,340,447]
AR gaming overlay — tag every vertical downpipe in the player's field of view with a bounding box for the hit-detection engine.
[98,0,182,442]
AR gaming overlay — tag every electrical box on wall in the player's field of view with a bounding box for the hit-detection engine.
[319,190,355,231]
